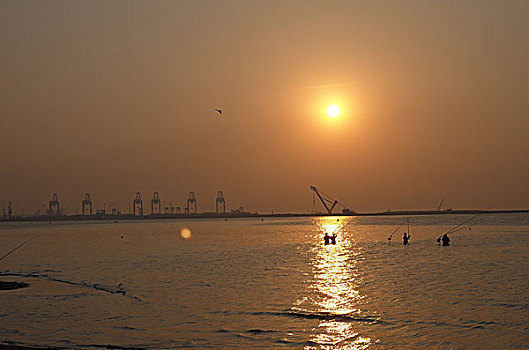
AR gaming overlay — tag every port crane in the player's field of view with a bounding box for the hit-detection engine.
[310,186,340,214]
[437,198,444,211]
[436,198,452,212]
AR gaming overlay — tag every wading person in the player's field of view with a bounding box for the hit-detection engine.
[403,232,410,245]
[440,233,450,246]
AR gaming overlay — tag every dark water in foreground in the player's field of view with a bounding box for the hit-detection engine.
[1,214,529,349]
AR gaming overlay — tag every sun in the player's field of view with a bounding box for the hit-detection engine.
[326,104,341,118]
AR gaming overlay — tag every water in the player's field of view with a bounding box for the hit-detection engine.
[1,214,529,349]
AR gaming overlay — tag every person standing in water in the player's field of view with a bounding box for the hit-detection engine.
[440,233,450,246]
[324,233,330,245]
[403,232,410,245]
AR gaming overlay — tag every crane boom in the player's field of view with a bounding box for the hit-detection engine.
[310,186,338,214]
[437,198,444,211]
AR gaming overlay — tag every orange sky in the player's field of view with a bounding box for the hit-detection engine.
[1,1,528,215]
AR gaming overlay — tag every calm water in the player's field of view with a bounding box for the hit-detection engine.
[1,214,529,349]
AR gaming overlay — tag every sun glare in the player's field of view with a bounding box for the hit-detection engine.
[326,104,340,118]
[180,228,192,239]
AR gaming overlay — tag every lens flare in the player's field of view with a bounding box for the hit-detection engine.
[180,228,192,239]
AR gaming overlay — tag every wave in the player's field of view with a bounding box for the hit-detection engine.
[216,328,317,347]
[249,310,384,323]
[82,344,146,350]
[246,329,278,334]
[217,328,278,335]
[0,271,143,302]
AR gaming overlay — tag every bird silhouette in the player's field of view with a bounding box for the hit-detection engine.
[214,108,222,115]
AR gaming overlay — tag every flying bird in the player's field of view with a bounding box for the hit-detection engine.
[214,108,222,115]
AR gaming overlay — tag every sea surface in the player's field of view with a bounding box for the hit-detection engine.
[1,213,529,349]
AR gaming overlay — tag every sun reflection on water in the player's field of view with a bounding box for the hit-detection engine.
[322,223,339,236]
[294,217,373,349]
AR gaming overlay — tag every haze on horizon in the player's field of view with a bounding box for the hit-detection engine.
[1,0,528,215]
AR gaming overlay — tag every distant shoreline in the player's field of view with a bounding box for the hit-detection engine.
[2,209,528,223]
[0,344,62,350]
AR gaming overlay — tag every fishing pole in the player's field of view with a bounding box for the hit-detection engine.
[340,217,406,243]
[445,215,476,235]
[437,215,477,240]
[0,234,39,263]
[449,225,472,234]
[327,217,356,234]
[407,214,411,240]
[316,217,357,243]
[387,222,405,242]
[436,225,472,244]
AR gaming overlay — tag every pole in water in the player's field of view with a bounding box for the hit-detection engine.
[387,222,405,244]
[407,215,411,242]
[0,234,39,263]
[436,215,476,243]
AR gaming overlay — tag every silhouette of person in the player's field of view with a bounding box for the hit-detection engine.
[324,233,330,245]
[403,232,410,245]
[331,234,337,245]
[441,233,450,246]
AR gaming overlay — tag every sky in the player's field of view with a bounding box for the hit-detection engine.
[1,0,529,215]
